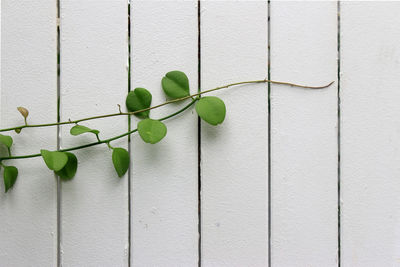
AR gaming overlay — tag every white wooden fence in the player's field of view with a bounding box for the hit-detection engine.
[1,1,400,266]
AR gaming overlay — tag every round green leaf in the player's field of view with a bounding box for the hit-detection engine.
[55,152,78,181]
[161,71,190,99]
[41,150,69,171]
[4,166,18,192]
[0,134,13,148]
[137,119,167,144]
[112,147,130,177]
[195,96,226,125]
[126,87,152,118]
[70,125,99,136]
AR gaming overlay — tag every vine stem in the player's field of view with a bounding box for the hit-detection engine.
[0,79,334,161]
[0,100,196,161]
[0,79,334,133]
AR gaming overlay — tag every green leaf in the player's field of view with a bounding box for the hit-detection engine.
[112,147,130,177]
[55,152,78,181]
[70,125,99,136]
[41,150,69,171]
[126,87,152,118]
[161,71,190,99]
[137,119,167,144]
[195,96,226,125]
[4,166,18,192]
[0,134,13,148]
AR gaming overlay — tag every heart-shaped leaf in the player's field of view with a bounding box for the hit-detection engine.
[55,152,78,180]
[161,71,190,99]
[126,87,152,118]
[4,166,18,192]
[41,150,69,171]
[137,119,167,144]
[112,147,130,177]
[70,125,99,136]
[0,134,13,148]
[195,96,226,125]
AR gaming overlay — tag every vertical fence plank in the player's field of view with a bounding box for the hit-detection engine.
[270,1,338,266]
[0,1,57,266]
[341,2,400,266]
[201,2,268,266]
[130,1,198,266]
[60,1,129,265]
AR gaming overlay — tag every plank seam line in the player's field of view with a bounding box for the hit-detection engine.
[267,1,272,266]
[127,0,132,266]
[56,0,62,265]
[337,1,342,266]
[197,1,202,266]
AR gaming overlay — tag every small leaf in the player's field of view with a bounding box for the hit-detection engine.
[161,71,190,99]
[70,125,100,136]
[15,128,22,134]
[195,96,226,125]
[41,150,69,171]
[112,147,130,177]
[137,119,167,144]
[17,107,29,119]
[55,152,78,181]
[0,134,13,148]
[4,166,18,192]
[126,88,152,118]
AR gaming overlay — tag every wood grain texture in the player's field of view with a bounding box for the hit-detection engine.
[200,2,268,266]
[0,1,58,266]
[130,1,199,266]
[59,1,129,265]
[270,1,338,266]
[4,2,400,265]
[341,2,400,266]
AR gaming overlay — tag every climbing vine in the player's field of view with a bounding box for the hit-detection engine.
[0,71,333,192]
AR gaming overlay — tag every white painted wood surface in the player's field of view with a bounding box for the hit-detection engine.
[270,1,338,266]
[341,2,400,266]
[59,0,129,266]
[0,0,58,266]
[130,1,199,266]
[3,1,400,266]
[200,2,268,266]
